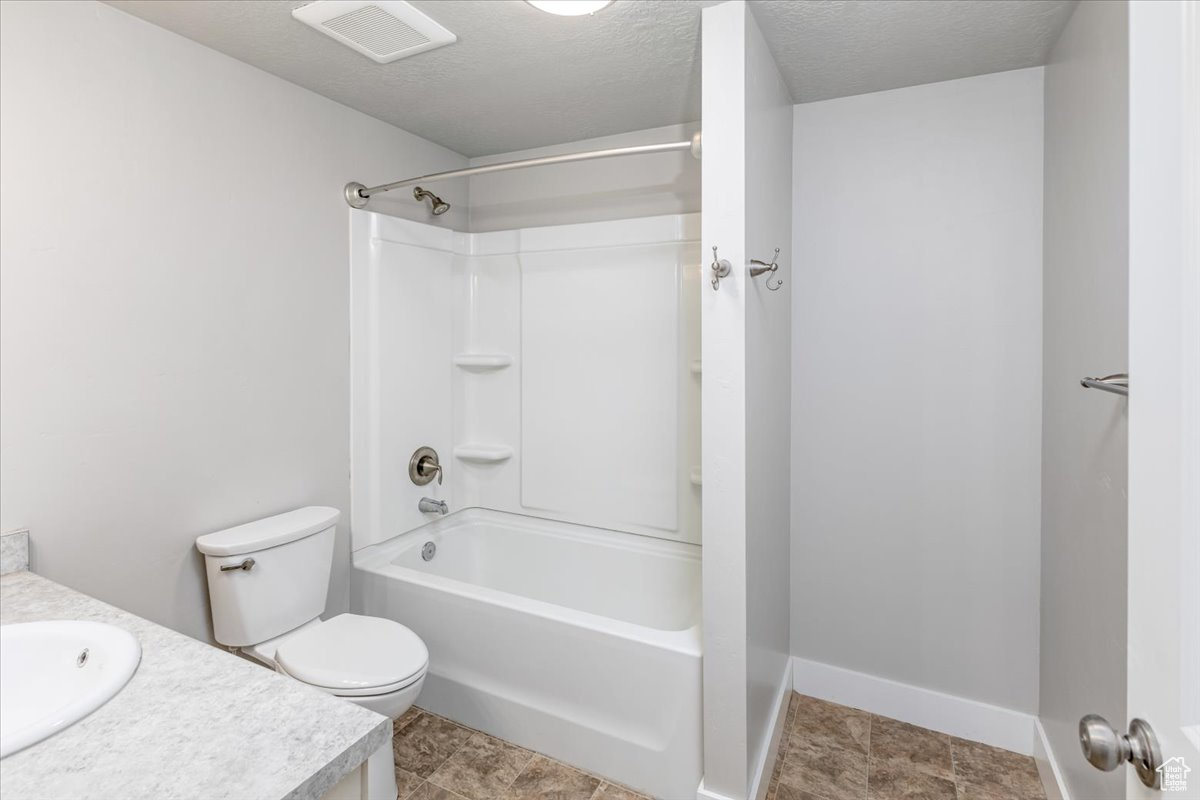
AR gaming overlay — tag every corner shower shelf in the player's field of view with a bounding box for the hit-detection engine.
[453,353,513,371]
[689,467,703,487]
[454,444,514,463]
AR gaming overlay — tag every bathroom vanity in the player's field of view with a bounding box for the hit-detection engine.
[0,565,390,800]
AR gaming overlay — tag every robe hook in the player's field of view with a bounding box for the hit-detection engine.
[711,246,732,291]
[749,248,783,291]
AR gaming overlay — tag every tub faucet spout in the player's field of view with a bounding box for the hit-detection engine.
[419,497,448,515]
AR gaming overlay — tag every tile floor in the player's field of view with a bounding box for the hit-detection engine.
[391,706,650,800]
[766,693,1047,800]
[391,694,1046,800]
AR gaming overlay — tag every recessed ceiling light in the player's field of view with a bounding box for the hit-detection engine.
[526,1,614,17]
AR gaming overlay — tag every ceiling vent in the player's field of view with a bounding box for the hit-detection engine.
[292,1,456,64]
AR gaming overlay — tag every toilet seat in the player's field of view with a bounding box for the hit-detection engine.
[277,665,425,697]
[275,613,428,697]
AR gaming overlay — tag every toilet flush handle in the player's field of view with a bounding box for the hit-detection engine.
[219,558,255,572]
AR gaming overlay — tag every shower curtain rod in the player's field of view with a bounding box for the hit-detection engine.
[344,132,702,208]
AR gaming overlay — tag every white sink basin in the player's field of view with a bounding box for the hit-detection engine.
[0,620,141,758]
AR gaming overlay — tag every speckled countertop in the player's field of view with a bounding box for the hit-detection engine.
[0,570,391,800]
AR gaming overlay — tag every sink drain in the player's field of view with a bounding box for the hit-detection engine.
[421,541,436,561]
[76,648,89,668]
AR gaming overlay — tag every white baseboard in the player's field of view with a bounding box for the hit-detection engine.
[749,660,792,800]
[1033,718,1071,800]
[696,781,739,800]
[790,656,1036,756]
[698,660,792,800]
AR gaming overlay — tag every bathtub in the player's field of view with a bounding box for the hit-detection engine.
[352,508,702,799]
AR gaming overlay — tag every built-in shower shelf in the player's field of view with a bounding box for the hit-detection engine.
[454,444,514,463]
[689,467,702,487]
[689,360,702,376]
[453,353,513,371]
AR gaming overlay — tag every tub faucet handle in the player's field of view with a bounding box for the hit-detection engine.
[409,447,443,486]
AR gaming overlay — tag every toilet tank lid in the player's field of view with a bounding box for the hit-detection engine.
[196,507,341,557]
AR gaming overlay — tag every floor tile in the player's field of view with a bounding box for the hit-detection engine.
[785,691,802,732]
[395,767,425,799]
[775,783,830,800]
[869,716,953,781]
[415,707,480,734]
[771,740,786,784]
[406,783,470,800]
[950,737,1045,800]
[396,706,424,734]
[792,695,872,754]
[428,731,533,800]
[867,761,956,800]
[592,781,652,800]
[779,732,869,800]
[954,784,1043,800]
[392,712,476,778]
[762,694,1052,800]
[501,755,602,800]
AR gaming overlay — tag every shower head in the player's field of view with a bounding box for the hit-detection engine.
[413,186,450,216]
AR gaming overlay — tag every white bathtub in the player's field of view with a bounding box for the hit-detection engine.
[351,508,702,799]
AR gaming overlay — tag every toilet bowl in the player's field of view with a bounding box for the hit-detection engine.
[261,613,428,717]
[196,507,427,800]
[243,612,427,800]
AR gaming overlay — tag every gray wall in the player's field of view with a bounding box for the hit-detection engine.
[1040,2,1129,798]
[744,4,794,790]
[0,0,467,643]
[467,123,699,233]
[790,67,1045,712]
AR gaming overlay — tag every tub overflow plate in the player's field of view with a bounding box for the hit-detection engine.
[421,541,436,561]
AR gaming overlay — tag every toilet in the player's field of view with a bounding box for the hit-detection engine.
[196,506,426,800]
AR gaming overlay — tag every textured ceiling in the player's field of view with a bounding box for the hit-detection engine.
[752,0,1076,103]
[104,0,1076,157]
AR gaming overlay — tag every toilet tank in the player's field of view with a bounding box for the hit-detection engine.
[196,507,340,648]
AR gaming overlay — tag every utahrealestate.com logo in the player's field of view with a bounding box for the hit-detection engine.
[1158,756,1191,793]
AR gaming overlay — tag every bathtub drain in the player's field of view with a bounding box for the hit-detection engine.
[421,541,436,561]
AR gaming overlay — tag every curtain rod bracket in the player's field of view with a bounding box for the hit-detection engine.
[344,182,369,209]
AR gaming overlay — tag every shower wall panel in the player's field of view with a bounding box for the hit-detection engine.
[522,241,681,533]
[351,211,701,550]
[351,212,455,549]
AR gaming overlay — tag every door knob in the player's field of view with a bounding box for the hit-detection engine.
[1079,714,1162,788]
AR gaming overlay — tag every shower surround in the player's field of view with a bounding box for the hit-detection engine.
[350,210,701,546]
[348,210,702,797]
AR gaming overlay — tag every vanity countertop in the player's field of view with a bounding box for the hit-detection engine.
[0,570,391,800]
